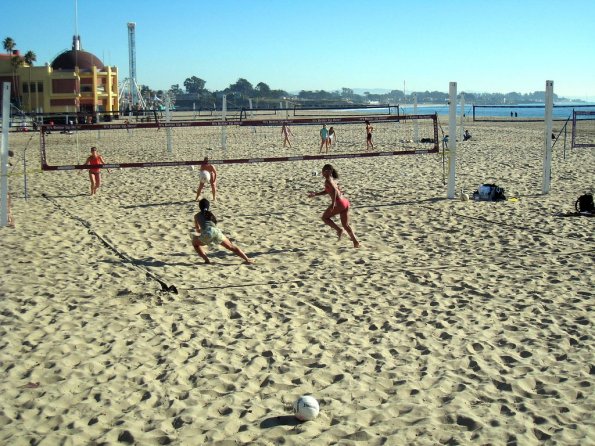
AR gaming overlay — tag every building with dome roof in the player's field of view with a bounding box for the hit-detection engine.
[0,35,119,120]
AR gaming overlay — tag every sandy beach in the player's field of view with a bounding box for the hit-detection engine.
[0,117,593,445]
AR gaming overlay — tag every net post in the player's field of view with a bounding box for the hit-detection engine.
[447,82,457,199]
[221,95,227,150]
[563,118,567,160]
[23,143,28,200]
[75,123,80,164]
[248,99,256,133]
[1,83,10,227]
[96,104,101,140]
[542,80,554,194]
[413,94,419,142]
[165,95,173,153]
[571,110,577,149]
[459,93,465,141]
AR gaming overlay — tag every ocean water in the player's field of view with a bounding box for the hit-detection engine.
[397,103,595,120]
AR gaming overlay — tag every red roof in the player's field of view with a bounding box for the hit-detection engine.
[51,50,104,70]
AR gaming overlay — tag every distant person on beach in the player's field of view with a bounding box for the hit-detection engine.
[195,157,217,202]
[308,164,360,248]
[365,120,374,150]
[281,122,293,148]
[192,198,254,264]
[325,126,336,152]
[319,124,328,153]
[463,130,472,141]
[83,146,107,196]
[442,134,449,149]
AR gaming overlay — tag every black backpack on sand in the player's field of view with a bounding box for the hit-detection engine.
[575,194,594,213]
[473,184,506,202]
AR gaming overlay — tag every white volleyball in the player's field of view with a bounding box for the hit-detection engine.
[199,170,211,184]
[293,395,320,421]
[460,193,469,202]
[188,165,195,171]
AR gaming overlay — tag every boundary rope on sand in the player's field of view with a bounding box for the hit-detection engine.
[41,193,178,294]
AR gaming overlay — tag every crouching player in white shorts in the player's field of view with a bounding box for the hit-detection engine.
[195,157,217,201]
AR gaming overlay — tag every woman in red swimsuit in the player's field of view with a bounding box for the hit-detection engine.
[308,164,360,248]
[83,147,107,195]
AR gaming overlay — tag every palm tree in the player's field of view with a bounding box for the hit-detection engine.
[10,54,24,107]
[2,37,15,54]
[3,38,20,106]
[23,50,36,66]
[24,50,36,112]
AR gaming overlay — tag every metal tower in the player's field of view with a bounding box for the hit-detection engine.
[127,22,137,105]
[119,22,146,111]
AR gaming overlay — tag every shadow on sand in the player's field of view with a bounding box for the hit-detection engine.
[260,415,301,429]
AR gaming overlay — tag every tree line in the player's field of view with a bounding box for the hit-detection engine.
[140,76,563,110]
[3,37,37,107]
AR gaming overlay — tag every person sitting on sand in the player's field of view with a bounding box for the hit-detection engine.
[463,130,472,141]
[195,157,217,202]
[308,164,360,248]
[83,147,107,196]
[192,198,254,264]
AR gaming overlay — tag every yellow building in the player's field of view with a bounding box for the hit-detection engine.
[0,36,118,120]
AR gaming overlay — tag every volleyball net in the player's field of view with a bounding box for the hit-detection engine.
[572,110,595,148]
[39,114,439,171]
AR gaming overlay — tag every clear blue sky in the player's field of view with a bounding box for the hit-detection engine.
[2,0,594,100]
